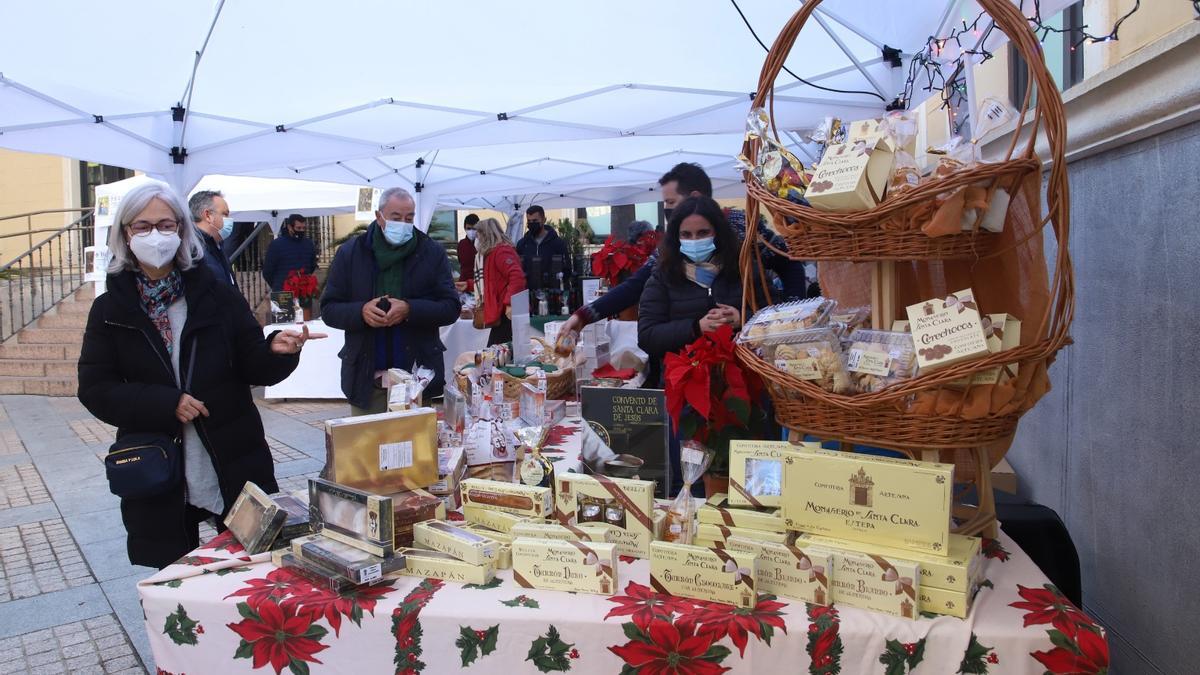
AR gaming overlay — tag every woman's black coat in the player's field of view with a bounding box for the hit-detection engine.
[78,265,299,568]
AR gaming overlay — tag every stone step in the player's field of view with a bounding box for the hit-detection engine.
[74,284,96,301]
[37,312,89,330]
[0,360,78,377]
[17,328,83,345]
[0,343,73,360]
[0,376,77,396]
[57,300,94,315]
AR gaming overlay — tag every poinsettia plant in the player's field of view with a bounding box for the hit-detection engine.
[590,234,656,286]
[283,270,320,306]
[664,323,765,475]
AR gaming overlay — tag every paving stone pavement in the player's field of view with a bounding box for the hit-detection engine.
[0,394,343,674]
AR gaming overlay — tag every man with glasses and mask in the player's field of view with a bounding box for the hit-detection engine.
[515,205,572,314]
[321,187,460,414]
[263,213,318,293]
[187,189,238,288]
[455,213,479,293]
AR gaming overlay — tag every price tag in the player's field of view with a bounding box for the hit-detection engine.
[358,563,383,584]
[682,446,705,466]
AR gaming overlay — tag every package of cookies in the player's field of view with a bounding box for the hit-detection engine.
[738,298,836,348]
[766,328,852,394]
[844,329,918,393]
[828,306,871,343]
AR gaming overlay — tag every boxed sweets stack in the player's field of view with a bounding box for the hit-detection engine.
[290,533,406,585]
[309,477,396,557]
[724,536,833,606]
[323,408,438,494]
[554,473,656,558]
[695,493,788,549]
[382,487,444,547]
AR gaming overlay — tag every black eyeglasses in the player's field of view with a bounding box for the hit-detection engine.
[127,219,180,236]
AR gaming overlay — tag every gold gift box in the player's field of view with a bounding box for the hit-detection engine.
[920,582,981,619]
[461,478,553,518]
[555,473,656,558]
[781,448,952,555]
[512,538,617,596]
[460,524,512,569]
[462,504,532,533]
[905,288,991,373]
[728,440,819,509]
[413,520,499,566]
[324,408,438,493]
[697,523,793,546]
[725,536,832,606]
[393,547,496,585]
[828,547,920,619]
[650,541,758,608]
[698,494,786,533]
[510,521,617,543]
[795,532,982,594]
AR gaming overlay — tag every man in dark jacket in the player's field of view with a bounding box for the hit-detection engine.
[456,213,479,292]
[515,205,572,314]
[263,214,318,292]
[187,190,238,288]
[321,187,461,414]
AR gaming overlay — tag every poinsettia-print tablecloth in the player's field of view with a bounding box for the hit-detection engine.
[140,529,1107,675]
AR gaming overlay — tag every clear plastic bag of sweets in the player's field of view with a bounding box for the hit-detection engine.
[662,442,715,545]
[844,329,918,393]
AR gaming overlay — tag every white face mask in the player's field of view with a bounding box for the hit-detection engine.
[129,229,181,270]
[465,230,477,241]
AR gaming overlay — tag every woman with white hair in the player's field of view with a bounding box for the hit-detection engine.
[78,180,318,568]
[473,217,526,346]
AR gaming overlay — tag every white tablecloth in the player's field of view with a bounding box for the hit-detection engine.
[262,319,346,400]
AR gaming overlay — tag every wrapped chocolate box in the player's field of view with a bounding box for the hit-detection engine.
[324,408,438,493]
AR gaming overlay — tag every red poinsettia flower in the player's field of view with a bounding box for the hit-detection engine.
[227,600,328,675]
[678,597,788,657]
[609,618,730,675]
[604,581,695,630]
[1031,626,1109,674]
[591,236,655,286]
[225,568,313,610]
[283,270,320,301]
[1010,585,1092,639]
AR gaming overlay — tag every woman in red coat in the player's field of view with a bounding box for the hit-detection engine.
[473,217,527,346]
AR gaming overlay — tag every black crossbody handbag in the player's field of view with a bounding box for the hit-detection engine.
[104,338,197,500]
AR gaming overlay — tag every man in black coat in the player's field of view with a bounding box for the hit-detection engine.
[187,189,239,288]
[515,204,572,314]
[263,214,318,292]
[321,187,461,414]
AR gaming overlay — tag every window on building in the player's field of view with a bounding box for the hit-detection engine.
[1009,1,1085,108]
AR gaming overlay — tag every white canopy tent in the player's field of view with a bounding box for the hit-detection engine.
[0,0,1074,227]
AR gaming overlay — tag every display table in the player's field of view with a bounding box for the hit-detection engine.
[138,530,1104,674]
[440,318,490,380]
[262,320,345,400]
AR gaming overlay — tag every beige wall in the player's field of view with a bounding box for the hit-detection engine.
[0,149,80,264]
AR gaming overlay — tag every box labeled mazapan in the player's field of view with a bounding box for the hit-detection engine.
[795,532,982,594]
[828,548,920,619]
[781,448,952,555]
[905,289,991,372]
[510,521,617,543]
[460,524,512,569]
[556,473,656,558]
[728,440,819,509]
[323,408,438,493]
[650,541,758,608]
[460,478,553,518]
[920,582,980,619]
[697,523,793,546]
[413,520,498,566]
[393,547,495,585]
[725,536,832,606]
[462,504,531,533]
[698,495,786,533]
[512,538,617,596]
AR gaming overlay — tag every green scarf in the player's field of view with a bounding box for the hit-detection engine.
[372,229,419,298]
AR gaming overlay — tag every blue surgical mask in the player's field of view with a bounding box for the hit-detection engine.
[679,236,716,263]
[383,219,414,246]
[218,217,234,241]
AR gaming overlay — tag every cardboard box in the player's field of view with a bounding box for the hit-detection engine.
[697,523,793,546]
[510,521,617,543]
[920,582,980,619]
[512,539,618,596]
[728,440,818,509]
[969,313,1022,386]
[323,408,438,493]
[271,550,356,591]
[309,478,394,558]
[827,547,920,619]
[781,448,953,555]
[806,129,896,213]
[905,289,991,373]
[725,536,832,605]
[460,525,512,569]
[464,419,516,467]
[428,447,466,495]
[555,473,656,558]
[462,504,531,533]
[413,521,499,566]
[650,541,758,608]
[461,479,553,518]
[291,534,405,585]
[268,492,313,542]
[795,532,982,594]
[394,547,495,585]
[381,488,442,548]
[698,495,786,533]
[225,482,287,555]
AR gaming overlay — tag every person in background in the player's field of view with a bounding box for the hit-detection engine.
[515,205,571,314]
[187,189,237,288]
[562,162,806,336]
[78,181,315,568]
[262,213,317,293]
[321,187,461,414]
[627,219,657,248]
[473,217,526,346]
[456,213,479,293]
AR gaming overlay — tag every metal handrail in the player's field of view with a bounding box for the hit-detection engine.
[0,207,93,222]
[0,212,95,272]
[0,207,95,258]
[0,211,93,342]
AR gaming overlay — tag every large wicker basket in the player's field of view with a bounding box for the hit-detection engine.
[738,0,1074,455]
